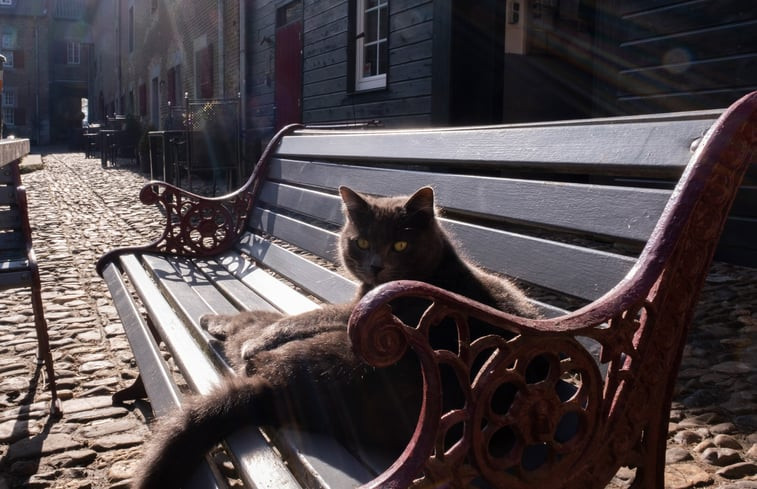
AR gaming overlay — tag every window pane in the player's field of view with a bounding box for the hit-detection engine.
[363,44,377,77]
[380,5,388,37]
[365,10,378,43]
[367,0,378,8]
[378,41,387,75]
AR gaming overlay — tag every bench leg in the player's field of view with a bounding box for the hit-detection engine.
[30,284,61,418]
[112,375,148,404]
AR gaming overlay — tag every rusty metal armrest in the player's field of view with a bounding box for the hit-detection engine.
[96,124,303,276]
[348,91,757,489]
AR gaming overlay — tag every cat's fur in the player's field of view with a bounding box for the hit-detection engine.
[132,186,539,489]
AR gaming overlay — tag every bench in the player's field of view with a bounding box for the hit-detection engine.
[0,141,60,416]
[96,91,757,489]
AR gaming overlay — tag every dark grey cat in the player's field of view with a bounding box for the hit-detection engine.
[132,186,539,489]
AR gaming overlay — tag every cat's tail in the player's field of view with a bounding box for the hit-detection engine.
[132,376,279,489]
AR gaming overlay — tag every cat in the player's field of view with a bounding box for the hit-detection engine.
[132,186,540,489]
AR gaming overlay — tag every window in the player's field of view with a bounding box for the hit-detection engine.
[0,0,13,6]
[2,31,15,49]
[55,0,84,19]
[3,88,16,126]
[195,45,214,98]
[1,50,13,68]
[355,0,388,91]
[167,65,182,105]
[67,42,81,64]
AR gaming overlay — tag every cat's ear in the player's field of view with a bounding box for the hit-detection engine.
[404,187,436,216]
[339,186,371,222]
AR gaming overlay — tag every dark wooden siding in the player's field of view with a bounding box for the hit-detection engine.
[303,0,434,126]
[599,1,757,114]
[248,0,435,134]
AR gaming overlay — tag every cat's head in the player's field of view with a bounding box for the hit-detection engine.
[339,186,446,288]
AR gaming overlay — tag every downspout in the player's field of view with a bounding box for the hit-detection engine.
[217,0,224,97]
[34,16,40,143]
[239,0,246,132]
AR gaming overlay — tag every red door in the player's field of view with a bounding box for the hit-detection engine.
[275,20,303,130]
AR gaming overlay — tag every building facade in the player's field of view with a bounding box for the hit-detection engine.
[89,0,242,129]
[1,0,93,145]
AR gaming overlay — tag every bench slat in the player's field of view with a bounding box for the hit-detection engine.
[251,208,341,264]
[117,256,305,489]
[266,160,672,242]
[216,251,321,315]
[0,232,25,252]
[235,233,357,305]
[141,254,239,329]
[0,256,29,271]
[193,256,280,312]
[0,270,32,289]
[101,262,227,489]
[278,117,716,176]
[0,209,22,230]
[249,202,633,302]
[0,186,17,205]
[443,219,636,301]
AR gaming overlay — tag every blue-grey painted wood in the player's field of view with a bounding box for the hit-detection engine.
[250,207,342,264]
[193,257,279,312]
[262,166,672,242]
[0,209,22,230]
[443,219,636,301]
[277,117,716,176]
[115,256,305,489]
[0,232,25,251]
[141,254,237,331]
[236,233,356,305]
[247,198,635,301]
[0,270,32,288]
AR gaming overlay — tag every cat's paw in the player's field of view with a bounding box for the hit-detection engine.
[200,314,231,339]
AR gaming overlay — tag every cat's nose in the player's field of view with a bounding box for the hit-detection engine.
[370,265,384,276]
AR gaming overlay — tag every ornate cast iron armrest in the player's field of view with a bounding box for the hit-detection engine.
[348,92,757,489]
[96,124,303,276]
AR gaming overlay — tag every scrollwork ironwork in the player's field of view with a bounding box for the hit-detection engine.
[351,92,757,489]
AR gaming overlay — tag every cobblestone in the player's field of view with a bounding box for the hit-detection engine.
[0,150,754,488]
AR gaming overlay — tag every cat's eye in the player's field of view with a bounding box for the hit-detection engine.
[393,241,408,252]
[356,238,370,250]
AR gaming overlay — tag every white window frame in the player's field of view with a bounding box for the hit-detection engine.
[0,0,13,7]
[67,41,81,65]
[3,87,16,126]
[3,88,16,107]
[355,0,388,91]
[1,50,13,68]
[2,32,15,49]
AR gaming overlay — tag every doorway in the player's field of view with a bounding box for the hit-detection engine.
[274,1,303,130]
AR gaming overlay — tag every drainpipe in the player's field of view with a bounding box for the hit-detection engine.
[217,0,224,97]
[0,54,5,139]
[239,0,246,132]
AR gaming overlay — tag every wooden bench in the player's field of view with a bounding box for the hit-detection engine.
[0,141,60,416]
[96,91,757,489]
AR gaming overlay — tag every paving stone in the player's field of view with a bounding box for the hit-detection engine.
[664,462,713,489]
[6,434,84,461]
[717,462,757,479]
[90,433,144,451]
[48,449,98,468]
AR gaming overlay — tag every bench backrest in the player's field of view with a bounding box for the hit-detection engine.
[244,111,731,313]
[0,160,32,289]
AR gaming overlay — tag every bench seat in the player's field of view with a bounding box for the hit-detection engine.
[97,92,757,488]
[0,143,60,415]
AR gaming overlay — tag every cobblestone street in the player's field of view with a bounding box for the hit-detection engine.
[0,150,755,488]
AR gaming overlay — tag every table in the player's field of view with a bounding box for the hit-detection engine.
[148,130,186,184]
